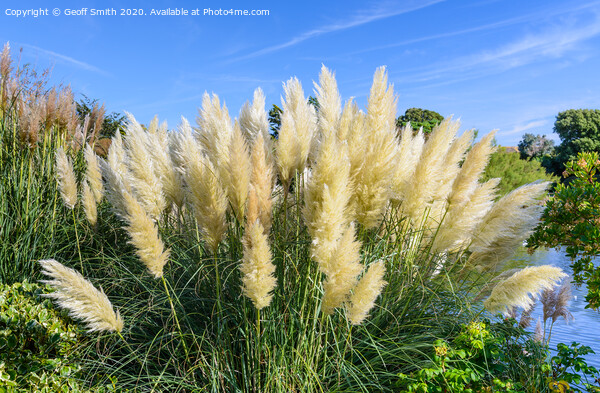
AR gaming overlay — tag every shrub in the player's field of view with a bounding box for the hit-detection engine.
[482,147,556,197]
[0,281,100,392]
[38,66,562,391]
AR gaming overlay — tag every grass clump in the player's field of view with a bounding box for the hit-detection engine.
[19,65,570,391]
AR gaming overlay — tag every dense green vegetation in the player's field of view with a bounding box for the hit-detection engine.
[482,147,556,197]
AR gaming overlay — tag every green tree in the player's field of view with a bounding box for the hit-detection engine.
[550,109,600,174]
[396,107,444,136]
[528,151,600,310]
[481,147,556,197]
[76,95,125,140]
[518,133,555,160]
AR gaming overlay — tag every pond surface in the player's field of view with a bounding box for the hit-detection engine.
[512,247,600,370]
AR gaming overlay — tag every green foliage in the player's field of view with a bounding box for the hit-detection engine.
[395,320,549,392]
[518,133,555,160]
[0,281,98,392]
[551,109,600,175]
[76,96,125,140]
[528,151,600,309]
[267,103,282,138]
[482,147,556,197]
[396,108,444,136]
[549,342,600,392]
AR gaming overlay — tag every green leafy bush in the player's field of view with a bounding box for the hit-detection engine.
[528,151,600,309]
[0,281,84,392]
[482,147,556,197]
[395,319,550,392]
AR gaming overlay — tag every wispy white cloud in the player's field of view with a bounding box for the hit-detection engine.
[501,119,548,136]
[228,0,445,62]
[398,13,600,85]
[20,43,109,76]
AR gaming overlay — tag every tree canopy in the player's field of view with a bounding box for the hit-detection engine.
[396,108,444,135]
[517,133,555,160]
[551,109,600,173]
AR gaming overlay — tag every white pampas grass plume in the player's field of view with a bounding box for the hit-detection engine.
[276,77,317,188]
[484,265,566,315]
[347,261,387,325]
[122,190,170,278]
[448,131,496,208]
[391,124,424,204]
[314,65,341,140]
[98,158,130,220]
[239,87,270,144]
[432,178,499,253]
[304,134,352,267]
[84,144,103,204]
[179,134,228,252]
[250,133,274,233]
[55,147,78,209]
[469,181,550,270]
[351,67,398,228]
[122,113,165,221]
[196,92,234,181]
[82,182,97,226]
[145,122,185,210]
[321,223,363,314]
[240,219,277,310]
[401,118,458,223]
[224,122,251,220]
[107,131,127,179]
[276,109,302,189]
[39,259,123,333]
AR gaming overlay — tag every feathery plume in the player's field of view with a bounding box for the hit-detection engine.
[196,92,234,181]
[519,302,535,328]
[98,158,129,220]
[321,223,363,314]
[145,121,185,210]
[347,261,387,325]
[122,113,165,221]
[541,281,573,324]
[122,190,170,278]
[179,134,228,252]
[82,182,97,226]
[39,259,123,333]
[84,144,103,204]
[432,178,499,253]
[304,134,352,266]
[224,122,251,220]
[239,87,270,144]
[534,318,543,342]
[107,131,127,178]
[448,131,496,208]
[240,219,277,310]
[483,265,566,315]
[55,147,78,209]
[250,133,273,233]
[276,77,317,188]
[351,67,398,228]
[469,181,550,270]
[401,118,458,223]
[313,65,341,140]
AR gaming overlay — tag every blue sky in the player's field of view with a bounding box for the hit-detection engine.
[2,0,600,146]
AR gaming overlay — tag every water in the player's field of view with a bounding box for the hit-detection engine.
[512,247,600,370]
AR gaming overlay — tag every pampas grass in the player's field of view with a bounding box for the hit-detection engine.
[55,147,78,209]
[483,265,567,315]
[348,260,387,325]
[38,65,560,392]
[241,219,277,310]
[39,259,123,333]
